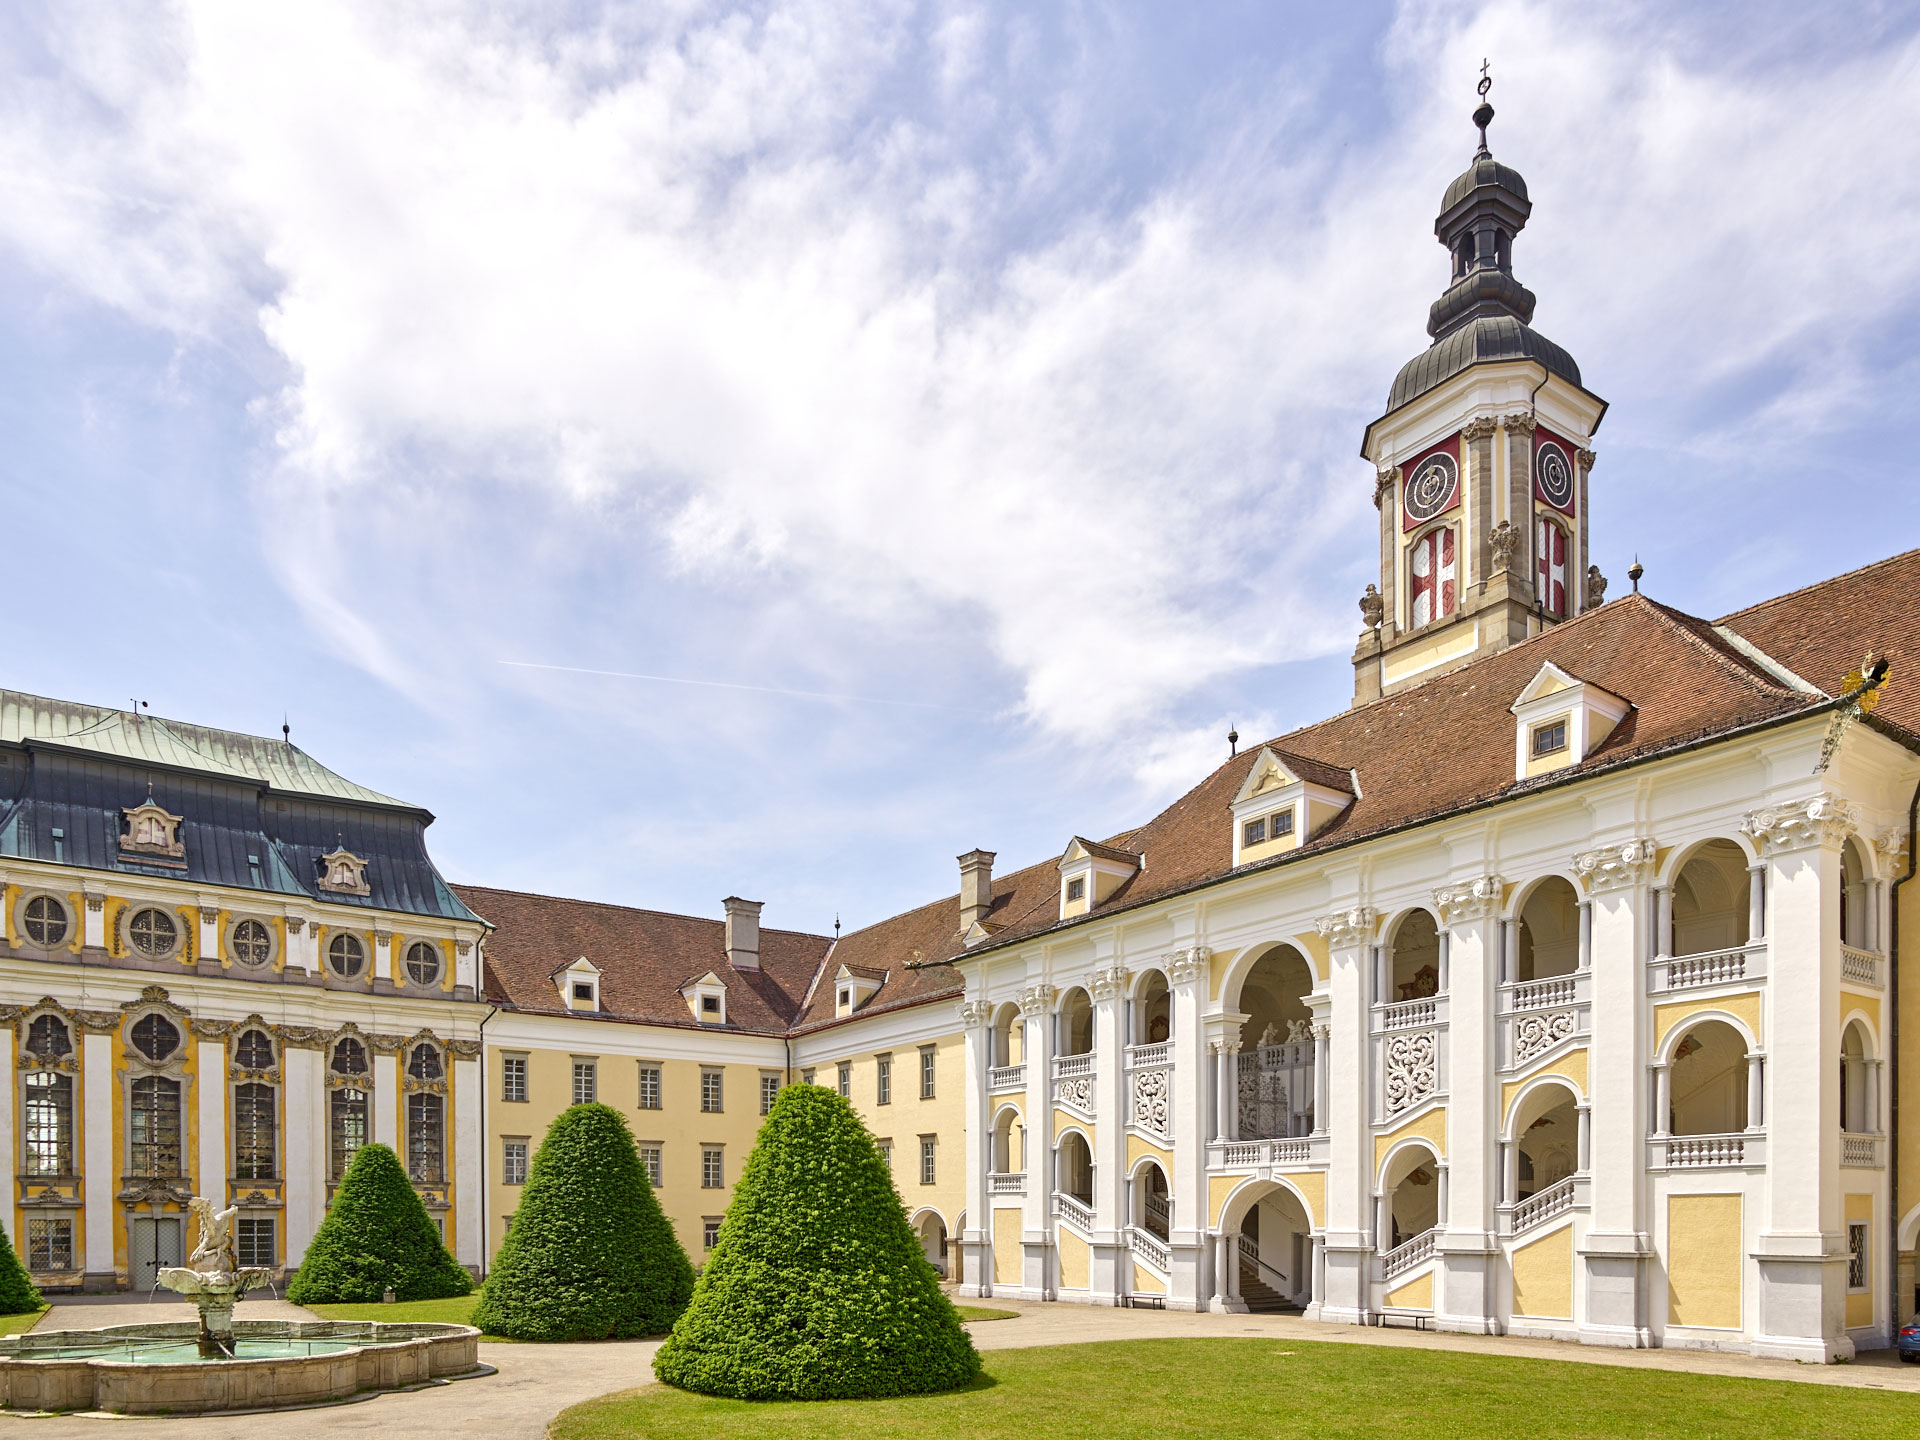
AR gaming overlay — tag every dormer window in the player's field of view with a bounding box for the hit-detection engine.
[121,794,185,859]
[573,982,595,1004]
[1510,662,1629,780]
[1057,837,1142,920]
[557,956,603,1012]
[1242,809,1295,849]
[1531,720,1568,757]
[1065,877,1086,903]
[317,848,371,897]
[834,963,885,1016]
[838,986,852,1008]
[1231,749,1351,866]
[681,971,728,1024]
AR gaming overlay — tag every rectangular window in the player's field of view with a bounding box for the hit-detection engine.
[837,1063,851,1098]
[637,1064,662,1110]
[1242,816,1266,846]
[920,1046,937,1100]
[572,1058,597,1106]
[702,1218,721,1250]
[407,1093,445,1184]
[920,1136,936,1186]
[23,1071,75,1176]
[701,1068,724,1114]
[801,1068,816,1086]
[639,1145,663,1189]
[330,1087,369,1181]
[877,1057,892,1105]
[1848,1222,1869,1290]
[1066,877,1086,902]
[503,1213,514,1233]
[130,1076,183,1177]
[26,1218,72,1272]
[760,1073,780,1115]
[878,1140,893,1170]
[700,995,722,1018]
[501,1055,528,1103]
[571,981,595,1006]
[234,1083,277,1181]
[235,1217,276,1269]
[503,1139,529,1186]
[701,1146,723,1189]
[1270,808,1295,837]
[1532,720,1568,756]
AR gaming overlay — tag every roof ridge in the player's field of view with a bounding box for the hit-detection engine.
[450,883,833,942]
[1715,546,1920,625]
[1630,597,1806,698]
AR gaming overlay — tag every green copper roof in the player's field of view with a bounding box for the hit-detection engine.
[0,689,417,812]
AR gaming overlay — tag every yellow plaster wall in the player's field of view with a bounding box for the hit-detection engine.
[1282,1170,1327,1230]
[1501,1049,1589,1126]
[1654,992,1762,1052]
[1667,1193,1742,1329]
[1847,1192,1875,1329]
[1297,932,1331,982]
[1511,1223,1574,1319]
[993,1208,1021,1285]
[1126,1134,1172,1173]
[1057,1228,1090,1290]
[1383,1270,1433,1310]
[1841,992,1881,1035]
[1525,740,1575,779]
[1209,1174,1240,1227]
[1132,1261,1166,1294]
[1054,1109,1093,1144]
[1238,809,1302,865]
[1900,877,1920,1246]
[1382,622,1478,690]
[1374,1107,1447,1172]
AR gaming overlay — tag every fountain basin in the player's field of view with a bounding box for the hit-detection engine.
[0,1319,482,1414]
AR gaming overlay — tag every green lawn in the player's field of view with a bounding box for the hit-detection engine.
[552,1337,1919,1440]
[0,1307,47,1338]
[953,1306,1018,1323]
[305,1294,518,1339]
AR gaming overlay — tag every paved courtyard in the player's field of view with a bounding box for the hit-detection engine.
[3,1292,1917,1437]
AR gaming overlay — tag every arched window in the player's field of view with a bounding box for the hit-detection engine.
[130,1014,181,1063]
[404,942,442,988]
[130,1075,183,1176]
[408,1043,443,1081]
[234,1082,277,1180]
[22,1071,73,1175]
[327,933,366,978]
[25,1014,71,1060]
[407,1093,445,1183]
[330,1086,369,1180]
[128,907,179,957]
[235,1029,274,1071]
[1536,518,1568,618]
[330,1037,368,1077]
[1409,527,1456,627]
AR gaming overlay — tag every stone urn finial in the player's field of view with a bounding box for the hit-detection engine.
[1359,584,1384,631]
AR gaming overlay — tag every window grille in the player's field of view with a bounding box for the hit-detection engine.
[235,1028,275,1071]
[701,1147,723,1189]
[131,1013,181,1062]
[501,1055,528,1103]
[405,941,442,987]
[639,1146,663,1188]
[572,1059,597,1105]
[130,1076,183,1176]
[233,1083,277,1180]
[235,1218,276,1269]
[330,1088,369,1180]
[408,1044,443,1081]
[328,932,366,977]
[407,1093,445,1183]
[128,907,178,957]
[760,1074,780,1115]
[331,1038,369,1076]
[503,1139,529,1186]
[23,896,68,947]
[921,1047,937,1100]
[700,1069,723,1114]
[1066,877,1086,902]
[1848,1223,1869,1290]
[22,1072,73,1175]
[637,1065,661,1110]
[231,919,272,967]
[25,1015,70,1060]
[27,1218,72,1272]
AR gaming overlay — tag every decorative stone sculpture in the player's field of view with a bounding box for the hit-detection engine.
[1359,585,1384,631]
[1488,521,1518,573]
[1586,565,1607,607]
[157,1197,272,1357]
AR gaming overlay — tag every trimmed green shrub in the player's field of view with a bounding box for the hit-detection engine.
[472,1103,693,1340]
[654,1084,979,1400]
[286,1143,472,1304]
[0,1222,42,1316]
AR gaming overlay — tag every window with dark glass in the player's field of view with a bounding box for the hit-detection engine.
[130,1075,183,1176]
[702,1218,721,1249]
[1532,720,1568,757]
[408,1092,445,1183]
[235,1029,274,1071]
[128,907,179,956]
[405,941,442,988]
[700,1069,723,1114]
[572,1058,596,1105]
[837,1063,851,1098]
[25,1014,71,1060]
[234,1083,277,1180]
[700,1146,723,1188]
[130,1013,181,1063]
[639,1146,663,1187]
[231,919,273,967]
[22,1071,73,1175]
[408,1043,443,1081]
[236,1217,276,1268]
[921,1046,937,1100]
[503,1139,529,1185]
[1066,877,1086,902]
[876,1056,892,1105]
[327,933,366,978]
[330,1087,369,1180]
[331,1038,368,1077]
[22,896,68,948]
[920,1136,936,1185]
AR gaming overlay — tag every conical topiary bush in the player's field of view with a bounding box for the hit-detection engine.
[654,1083,979,1400]
[472,1102,693,1340]
[0,1222,42,1316]
[286,1143,473,1304]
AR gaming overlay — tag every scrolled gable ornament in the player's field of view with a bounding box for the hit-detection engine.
[1571,839,1657,893]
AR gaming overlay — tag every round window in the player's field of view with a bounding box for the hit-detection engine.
[328,933,366,978]
[128,907,179,957]
[130,1013,181,1063]
[405,941,442,988]
[22,895,69,948]
[231,919,273,968]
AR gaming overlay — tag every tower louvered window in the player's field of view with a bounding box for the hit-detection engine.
[1409,527,1456,627]
[1536,517,1568,619]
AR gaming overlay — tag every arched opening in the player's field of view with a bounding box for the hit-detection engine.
[1668,1020,1748,1135]
[1511,1083,1579,1201]
[992,1003,1023,1068]
[991,1107,1023,1174]
[1380,1145,1442,1252]
[1132,1161,1170,1240]
[1058,988,1094,1057]
[1517,878,1580,981]
[1389,910,1441,1001]
[1671,840,1751,956]
[1056,1131,1093,1206]
[1841,838,1872,950]
[1841,1021,1876,1134]
[1237,945,1317,1138]
[1233,1183,1312,1311]
[1135,971,1171,1045]
[916,1211,949,1277]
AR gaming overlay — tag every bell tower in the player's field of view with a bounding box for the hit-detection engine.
[1352,72,1608,706]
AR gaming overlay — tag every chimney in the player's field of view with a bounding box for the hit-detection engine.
[723,896,762,970]
[958,850,996,934]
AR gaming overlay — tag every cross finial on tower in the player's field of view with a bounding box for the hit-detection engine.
[1473,60,1495,157]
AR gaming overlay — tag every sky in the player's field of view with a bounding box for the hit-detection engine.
[2,0,1918,941]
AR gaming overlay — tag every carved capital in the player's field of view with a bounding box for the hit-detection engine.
[83,888,106,914]
[1088,963,1131,1001]
[1742,794,1859,856]
[198,905,220,925]
[372,929,394,945]
[1875,829,1910,867]
[1166,945,1210,985]
[1017,984,1056,1018]
[1313,906,1377,949]
[957,998,995,1028]
[284,916,306,935]
[1374,466,1402,508]
[1461,416,1498,442]
[1433,876,1503,926]
[1576,448,1597,471]
[1501,412,1537,437]
[1572,839,1658,892]
[455,940,472,956]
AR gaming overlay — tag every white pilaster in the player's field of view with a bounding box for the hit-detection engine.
[1167,944,1210,1310]
[374,1052,399,1151]
[0,1026,13,1244]
[1019,984,1055,1299]
[454,1050,481,1270]
[1433,877,1501,1334]
[282,1046,326,1264]
[82,1030,115,1284]
[959,1000,994,1296]
[1314,905,1376,1325]
[1090,963,1130,1304]
[196,1039,226,1202]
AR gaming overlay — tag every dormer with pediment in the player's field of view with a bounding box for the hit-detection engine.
[120,793,185,861]
[1231,748,1355,866]
[834,963,886,1017]
[1057,837,1141,920]
[554,955,602,1012]
[1352,85,1607,706]
[680,970,727,1025]
[1509,662,1630,780]
[317,847,371,897]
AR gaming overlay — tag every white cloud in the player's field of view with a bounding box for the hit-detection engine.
[4,0,1919,786]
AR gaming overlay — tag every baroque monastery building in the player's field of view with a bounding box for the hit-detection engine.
[6,95,1920,1365]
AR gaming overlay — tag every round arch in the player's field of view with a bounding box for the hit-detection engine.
[1502,1073,1584,1142]
[1218,937,1323,1017]
[908,1206,950,1276]
[1131,968,1173,1045]
[1657,832,1761,888]
[1655,1008,1758,1064]
[1056,986,1094,1056]
[1899,1199,1920,1254]
[1215,1173,1322,1236]
[1504,868,1586,922]
[1383,907,1442,1002]
[1375,1136,1443,1194]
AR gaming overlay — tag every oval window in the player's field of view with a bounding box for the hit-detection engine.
[128,907,179,957]
[328,932,366,978]
[405,941,442,988]
[231,919,273,968]
[22,895,68,948]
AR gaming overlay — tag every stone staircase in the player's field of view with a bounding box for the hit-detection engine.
[1236,1263,1294,1314]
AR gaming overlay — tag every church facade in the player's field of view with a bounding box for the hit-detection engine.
[5,95,1920,1367]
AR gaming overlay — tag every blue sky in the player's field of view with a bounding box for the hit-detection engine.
[3,0,1918,939]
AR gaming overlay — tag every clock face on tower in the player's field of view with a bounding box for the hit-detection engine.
[1534,440,1575,512]
[1403,452,1459,525]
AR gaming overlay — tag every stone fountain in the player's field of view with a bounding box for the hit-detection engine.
[156,1197,273,1358]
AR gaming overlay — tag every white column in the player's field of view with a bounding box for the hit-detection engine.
[1500,920,1518,985]
[1020,991,1054,1299]
[1090,970,1129,1304]
[1223,1045,1241,1142]
[1576,1104,1591,1171]
[1374,1192,1389,1249]
[196,1039,226,1204]
[282,1046,326,1264]
[0,1026,13,1244]
[1651,1063,1671,1136]
[1437,1162,1451,1227]
[1435,893,1498,1334]
[1655,885,1673,958]
[374,1052,399,1150]
[1500,1142,1518,1207]
[1210,1044,1227,1143]
[1749,865,1767,943]
[1865,1059,1881,1135]
[1167,948,1211,1310]
[1312,1023,1330,1133]
[454,1050,481,1270]
[1577,900,1593,970]
[1316,909,1376,1325]
[960,1006,993,1296]
[82,1031,115,1283]
[1437,930,1451,992]
[1746,1053,1767,1133]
